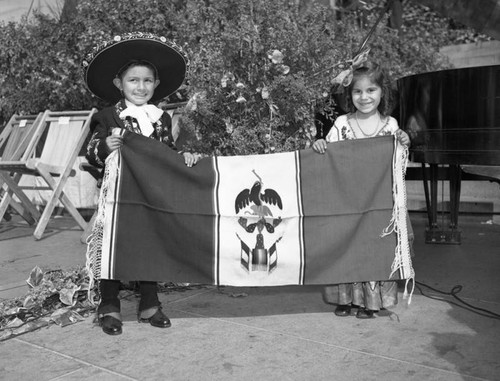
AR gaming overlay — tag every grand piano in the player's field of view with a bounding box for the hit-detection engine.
[397,64,500,244]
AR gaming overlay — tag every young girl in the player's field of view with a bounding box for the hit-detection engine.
[82,32,198,335]
[313,61,410,319]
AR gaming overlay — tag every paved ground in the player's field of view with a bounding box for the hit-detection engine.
[1,212,499,380]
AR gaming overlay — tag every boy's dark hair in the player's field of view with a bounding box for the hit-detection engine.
[341,61,395,117]
[116,60,159,80]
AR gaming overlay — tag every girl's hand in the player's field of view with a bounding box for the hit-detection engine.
[105,135,123,152]
[396,129,410,146]
[312,139,327,154]
[183,152,200,167]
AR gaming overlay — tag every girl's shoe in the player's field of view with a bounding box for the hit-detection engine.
[138,308,171,328]
[334,304,352,316]
[356,308,376,319]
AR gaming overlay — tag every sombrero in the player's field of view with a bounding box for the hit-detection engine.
[82,32,189,103]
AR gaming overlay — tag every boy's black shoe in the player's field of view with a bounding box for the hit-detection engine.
[139,308,171,328]
[99,315,123,335]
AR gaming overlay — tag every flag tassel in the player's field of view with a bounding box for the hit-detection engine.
[381,137,415,304]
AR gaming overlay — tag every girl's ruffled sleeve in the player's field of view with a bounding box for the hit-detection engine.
[325,114,348,143]
[388,116,400,134]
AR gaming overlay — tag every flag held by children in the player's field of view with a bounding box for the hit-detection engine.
[87,132,413,289]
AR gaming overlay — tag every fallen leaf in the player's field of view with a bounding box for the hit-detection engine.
[6,317,24,328]
[0,330,13,341]
[50,308,84,327]
[59,285,81,306]
[23,295,35,309]
[26,266,44,288]
[14,320,49,335]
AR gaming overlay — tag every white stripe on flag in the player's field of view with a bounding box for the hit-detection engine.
[212,156,221,285]
[294,151,305,284]
[215,151,304,286]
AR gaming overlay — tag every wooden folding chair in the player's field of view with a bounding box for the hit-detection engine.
[0,112,46,162]
[0,112,46,221]
[1,113,41,159]
[0,109,97,239]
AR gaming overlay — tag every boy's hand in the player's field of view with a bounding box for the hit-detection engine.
[183,152,200,167]
[312,139,327,154]
[105,135,123,152]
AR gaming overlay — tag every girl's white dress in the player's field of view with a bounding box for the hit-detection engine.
[325,113,398,143]
[324,113,400,311]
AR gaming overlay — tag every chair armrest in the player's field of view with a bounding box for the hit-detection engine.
[27,159,76,176]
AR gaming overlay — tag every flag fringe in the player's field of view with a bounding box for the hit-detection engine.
[85,151,120,304]
[381,137,415,304]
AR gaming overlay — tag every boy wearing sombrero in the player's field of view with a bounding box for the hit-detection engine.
[82,32,197,335]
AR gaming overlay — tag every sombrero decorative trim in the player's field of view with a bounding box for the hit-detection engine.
[82,32,190,103]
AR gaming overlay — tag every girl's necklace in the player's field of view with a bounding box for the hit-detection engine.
[354,111,382,138]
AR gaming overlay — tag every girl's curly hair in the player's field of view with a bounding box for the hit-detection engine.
[341,61,395,117]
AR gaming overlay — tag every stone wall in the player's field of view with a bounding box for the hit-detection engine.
[440,40,500,69]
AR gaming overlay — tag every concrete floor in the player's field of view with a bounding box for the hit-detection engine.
[0,212,499,380]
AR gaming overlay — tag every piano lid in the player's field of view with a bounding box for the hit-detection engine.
[397,64,500,165]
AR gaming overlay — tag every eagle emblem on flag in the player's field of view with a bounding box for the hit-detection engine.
[235,170,283,273]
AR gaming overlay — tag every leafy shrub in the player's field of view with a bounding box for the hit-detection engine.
[0,0,452,154]
[174,1,345,155]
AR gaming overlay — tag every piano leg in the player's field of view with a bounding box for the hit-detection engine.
[422,163,462,244]
[448,164,462,243]
[449,165,461,229]
[420,163,432,228]
[429,163,439,231]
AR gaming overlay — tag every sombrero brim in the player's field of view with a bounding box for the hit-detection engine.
[84,38,188,103]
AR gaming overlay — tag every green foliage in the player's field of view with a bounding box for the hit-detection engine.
[176,0,343,155]
[0,13,95,123]
[0,0,454,154]
[402,0,493,45]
